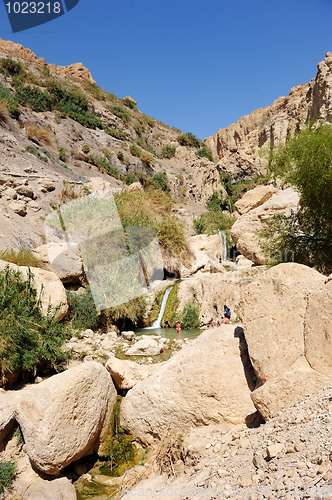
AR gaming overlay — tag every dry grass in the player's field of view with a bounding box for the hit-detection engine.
[26,124,53,147]
[0,101,10,125]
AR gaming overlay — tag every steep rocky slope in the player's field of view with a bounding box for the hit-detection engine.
[0,38,221,251]
[205,51,332,180]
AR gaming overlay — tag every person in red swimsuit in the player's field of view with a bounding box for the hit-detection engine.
[176,319,182,339]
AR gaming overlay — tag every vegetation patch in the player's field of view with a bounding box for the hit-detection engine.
[177,132,203,149]
[181,301,201,329]
[162,144,176,159]
[161,281,180,328]
[0,266,70,388]
[0,460,16,493]
[1,248,43,268]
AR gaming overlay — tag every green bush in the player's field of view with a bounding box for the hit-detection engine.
[181,301,200,329]
[197,146,214,162]
[104,126,126,140]
[177,132,203,149]
[152,172,170,192]
[58,146,68,163]
[262,122,332,274]
[0,82,21,119]
[117,151,125,162]
[162,144,176,159]
[0,266,70,387]
[194,211,235,235]
[82,144,90,154]
[130,144,141,157]
[133,122,145,136]
[110,105,131,124]
[0,57,24,77]
[125,172,137,185]
[89,154,120,179]
[207,191,230,212]
[0,460,16,493]
[66,287,99,331]
[122,97,137,110]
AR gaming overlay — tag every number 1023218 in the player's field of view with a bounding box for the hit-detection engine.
[5,2,62,14]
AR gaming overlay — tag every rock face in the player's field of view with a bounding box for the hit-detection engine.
[32,243,84,284]
[205,52,332,179]
[0,260,68,321]
[234,184,277,215]
[230,187,300,264]
[15,362,116,474]
[120,325,257,444]
[238,263,332,420]
[22,477,76,500]
[106,356,164,390]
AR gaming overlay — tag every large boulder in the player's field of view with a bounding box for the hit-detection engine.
[32,243,84,284]
[15,361,116,474]
[22,477,76,500]
[234,184,277,215]
[230,187,300,264]
[180,234,224,276]
[125,337,165,357]
[0,261,68,321]
[120,325,257,444]
[0,390,20,442]
[238,263,331,419]
[106,356,164,390]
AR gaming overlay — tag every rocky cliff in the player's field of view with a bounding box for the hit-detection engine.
[205,52,332,179]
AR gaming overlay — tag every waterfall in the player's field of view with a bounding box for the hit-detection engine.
[219,230,228,262]
[146,285,173,329]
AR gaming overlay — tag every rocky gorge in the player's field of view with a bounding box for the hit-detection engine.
[0,40,331,500]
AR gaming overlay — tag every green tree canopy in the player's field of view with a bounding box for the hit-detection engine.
[262,122,332,274]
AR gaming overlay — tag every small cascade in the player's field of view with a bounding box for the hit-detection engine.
[146,285,173,329]
[219,230,228,262]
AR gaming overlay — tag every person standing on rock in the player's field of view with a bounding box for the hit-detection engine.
[224,305,231,320]
[223,313,230,324]
[176,319,182,339]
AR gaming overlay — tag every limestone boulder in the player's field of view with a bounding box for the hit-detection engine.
[0,261,68,321]
[32,243,84,284]
[106,356,164,390]
[15,361,116,474]
[120,325,257,444]
[234,185,277,215]
[238,263,325,385]
[125,337,164,357]
[180,233,225,276]
[22,477,76,500]
[0,390,20,442]
[238,263,332,419]
[304,280,332,375]
[8,200,27,216]
[230,187,300,264]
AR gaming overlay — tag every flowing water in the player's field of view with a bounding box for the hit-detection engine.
[145,285,173,329]
[219,230,228,262]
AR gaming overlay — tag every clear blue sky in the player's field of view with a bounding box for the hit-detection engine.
[0,0,331,140]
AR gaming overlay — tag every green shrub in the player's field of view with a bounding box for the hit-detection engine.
[58,146,68,163]
[117,151,124,162]
[194,211,235,235]
[83,82,105,101]
[162,144,176,159]
[152,172,170,192]
[177,132,203,149]
[0,82,21,119]
[82,144,90,154]
[0,266,70,387]
[110,105,131,124]
[140,151,154,165]
[122,97,136,110]
[0,58,24,77]
[197,146,214,162]
[133,122,145,136]
[89,154,120,179]
[104,126,126,140]
[181,301,200,329]
[125,172,137,185]
[207,191,230,212]
[136,137,148,150]
[105,296,147,329]
[66,287,99,331]
[0,460,16,493]
[130,144,141,157]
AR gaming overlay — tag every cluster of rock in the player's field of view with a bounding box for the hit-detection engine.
[205,52,332,179]
[230,185,300,264]
[125,383,332,499]
[0,362,116,499]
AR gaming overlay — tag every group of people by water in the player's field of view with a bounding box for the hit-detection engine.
[207,305,231,328]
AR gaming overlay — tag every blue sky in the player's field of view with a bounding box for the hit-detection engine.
[0,0,331,140]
